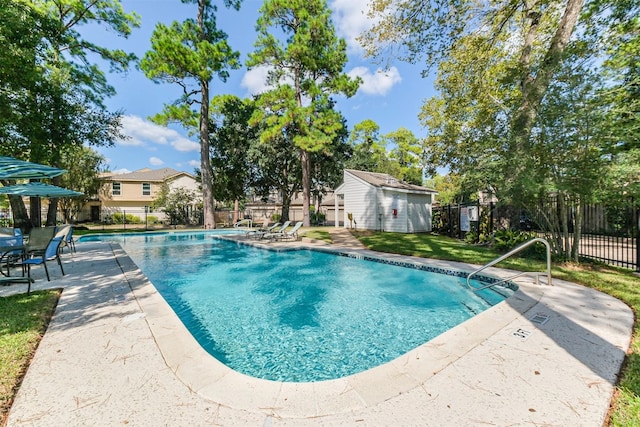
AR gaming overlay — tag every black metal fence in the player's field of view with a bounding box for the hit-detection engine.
[433,199,640,271]
[578,199,639,270]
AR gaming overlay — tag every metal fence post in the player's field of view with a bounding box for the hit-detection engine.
[636,207,640,272]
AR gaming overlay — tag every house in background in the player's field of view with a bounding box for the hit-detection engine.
[80,168,200,223]
[243,189,343,226]
[334,169,437,233]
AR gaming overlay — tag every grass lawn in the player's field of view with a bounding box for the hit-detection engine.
[1,229,638,424]
[0,289,61,425]
[301,227,332,243]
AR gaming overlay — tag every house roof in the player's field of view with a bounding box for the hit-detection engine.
[344,169,437,194]
[101,168,194,182]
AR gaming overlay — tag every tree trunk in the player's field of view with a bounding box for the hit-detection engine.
[29,196,41,228]
[281,190,291,223]
[559,194,572,259]
[200,79,215,229]
[233,199,240,223]
[571,197,583,262]
[301,149,311,227]
[512,0,585,149]
[45,175,63,226]
[197,0,215,229]
[9,194,32,231]
[46,198,58,226]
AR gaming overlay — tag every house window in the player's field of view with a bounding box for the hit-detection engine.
[112,182,121,196]
[142,182,151,196]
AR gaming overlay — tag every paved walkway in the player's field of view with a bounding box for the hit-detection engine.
[326,227,367,249]
[2,231,634,426]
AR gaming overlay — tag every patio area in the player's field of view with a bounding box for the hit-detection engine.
[2,232,633,426]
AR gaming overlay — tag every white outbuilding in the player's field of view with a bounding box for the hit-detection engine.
[334,169,438,233]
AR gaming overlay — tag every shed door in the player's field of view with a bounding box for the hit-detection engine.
[407,194,431,232]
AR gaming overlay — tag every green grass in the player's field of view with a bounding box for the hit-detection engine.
[0,289,60,425]
[301,228,333,243]
[354,230,640,425]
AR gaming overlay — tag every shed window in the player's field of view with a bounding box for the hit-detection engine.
[112,182,121,196]
[142,182,151,196]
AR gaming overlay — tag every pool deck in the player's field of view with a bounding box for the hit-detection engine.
[3,229,633,426]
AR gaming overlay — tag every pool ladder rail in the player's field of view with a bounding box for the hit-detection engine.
[466,237,552,292]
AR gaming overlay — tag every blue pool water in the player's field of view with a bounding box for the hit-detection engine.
[80,231,514,382]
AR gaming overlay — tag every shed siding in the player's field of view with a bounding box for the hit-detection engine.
[380,190,408,232]
[342,174,379,230]
[338,170,436,233]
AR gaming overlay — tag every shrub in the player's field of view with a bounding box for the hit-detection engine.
[111,213,141,224]
[311,212,326,225]
[491,229,537,252]
[464,231,478,244]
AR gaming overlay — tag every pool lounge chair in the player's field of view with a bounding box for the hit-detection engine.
[55,224,76,253]
[25,226,56,258]
[260,221,291,240]
[244,219,268,235]
[21,235,65,294]
[271,221,303,241]
[247,222,282,240]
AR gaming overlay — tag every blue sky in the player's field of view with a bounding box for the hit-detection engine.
[84,0,437,174]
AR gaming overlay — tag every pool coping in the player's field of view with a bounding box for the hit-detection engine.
[6,235,634,425]
[113,235,599,418]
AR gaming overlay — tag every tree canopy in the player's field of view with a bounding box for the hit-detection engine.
[140,0,241,229]
[247,0,360,226]
[362,0,638,259]
[0,0,139,227]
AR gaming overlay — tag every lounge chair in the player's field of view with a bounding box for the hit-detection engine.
[271,221,303,241]
[21,235,65,293]
[245,219,269,237]
[234,218,253,228]
[261,221,291,240]
[55,224,76,253]
[25,226,56,258]
[251,222,282,240]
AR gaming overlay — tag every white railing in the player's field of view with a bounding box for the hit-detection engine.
[466,238,552,291]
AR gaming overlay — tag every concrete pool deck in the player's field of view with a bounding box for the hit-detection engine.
[3,230,634,426]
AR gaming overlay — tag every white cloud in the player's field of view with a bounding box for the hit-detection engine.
[149,157,164,166]
[331,0,374,53]
[187,159,201,168]
[348,66,402,96]
[111,168,131,175]
[117,115,200,153]
[172,139,200,152]
[241,65,272,96]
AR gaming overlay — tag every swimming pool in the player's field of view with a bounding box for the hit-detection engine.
[80,231,514,382]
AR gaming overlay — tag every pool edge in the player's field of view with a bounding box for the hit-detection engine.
[113,241,545,418]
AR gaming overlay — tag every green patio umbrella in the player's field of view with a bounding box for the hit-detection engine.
[0,156,66,180]
[0,182,82,197]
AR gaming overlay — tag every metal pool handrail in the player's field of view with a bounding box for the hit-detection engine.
[466,237,552,291]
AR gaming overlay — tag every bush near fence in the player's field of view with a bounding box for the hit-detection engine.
[433,198,639,271]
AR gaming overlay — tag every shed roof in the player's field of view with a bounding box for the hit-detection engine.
[344,169,437,194]
[101,168,193,182]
